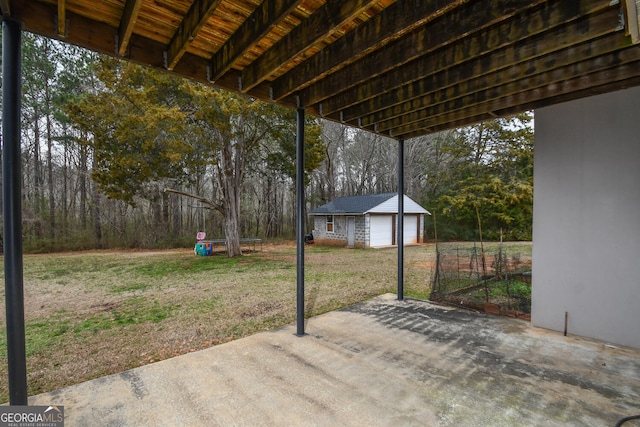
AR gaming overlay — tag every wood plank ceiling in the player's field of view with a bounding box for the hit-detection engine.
[4,0,640,140]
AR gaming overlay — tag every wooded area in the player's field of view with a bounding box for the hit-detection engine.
[2,34,533,253]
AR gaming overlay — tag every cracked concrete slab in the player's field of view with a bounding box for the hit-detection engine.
[29,294,640,426]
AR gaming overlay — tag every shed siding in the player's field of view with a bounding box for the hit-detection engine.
[313,214,367,247]
[354,216,367,247]
[310,194,428,248]
[369,195,428,214]
[312,216,326,240]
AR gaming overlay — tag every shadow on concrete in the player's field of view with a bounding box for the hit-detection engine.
[30,294,640,426]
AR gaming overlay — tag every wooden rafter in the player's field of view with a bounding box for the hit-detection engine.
[270,0,474,101]
[165,0,223,71]
[118,0,143,56]
[10,1,268,104]
[299,0,609,110]
[0,0,10,16]
[395,61,640,139]
[339,8,624,128]
[22,1,117,54]
[624,0,640,43]
[208,0,304,83]
[375,45,640,135]
[298,0,546,107]
[346,33,629,128]
[398,72,640,138]
[239,0,381,92]
[14,0,640,140]
[57,0,65,37]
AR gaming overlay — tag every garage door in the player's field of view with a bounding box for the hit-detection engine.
[369,215,393,247]
[401,215,419,245]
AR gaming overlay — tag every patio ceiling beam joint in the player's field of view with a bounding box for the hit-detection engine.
[239,0,380,93]
[271,0,475,102]
[117,0,142,56]
[208,0,303,83]
[307,0,614,112]
[56,0,66,37]
[0,0,10,16]
[337,10,625,127]
[165,0,223,71]
[372,32,638,134]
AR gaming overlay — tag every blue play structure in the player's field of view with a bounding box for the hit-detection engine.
[194,231,213,256]
[194,231,263,255]
[194,241,213,256]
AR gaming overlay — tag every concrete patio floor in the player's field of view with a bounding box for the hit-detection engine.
[30,294,640,426]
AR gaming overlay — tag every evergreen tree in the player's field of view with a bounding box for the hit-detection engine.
[429,113,534,240]
[66,57,324,255]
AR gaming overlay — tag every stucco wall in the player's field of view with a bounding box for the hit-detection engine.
[532,86,640,349]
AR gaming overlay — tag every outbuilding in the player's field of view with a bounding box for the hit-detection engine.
[309,193,430,248]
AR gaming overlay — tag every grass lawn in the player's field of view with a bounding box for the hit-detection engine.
[0,242,438,402]
[0,241,532,402]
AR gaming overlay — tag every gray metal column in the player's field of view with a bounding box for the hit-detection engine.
[296,108,305,336]
[3,18,28,405]
[397,138,404,300]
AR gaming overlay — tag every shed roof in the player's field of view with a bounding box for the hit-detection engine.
[309,193,428,215]
[6,0,640,140]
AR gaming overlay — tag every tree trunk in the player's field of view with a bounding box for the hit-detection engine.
[159,184,170,240]
[265,177,273,237]
[171,189,181,237]
[46,103,55,240]
[255,193,261,238]
[325,142,335,202]
[62,127,69,239]
[33,106,43,238]
[152,191,162,245]
[216,136,242,257]
[0,133,3,217]
[91,151,103,248]
[223,192,242,256]
[79,137,88,230]
[91,187,103,248]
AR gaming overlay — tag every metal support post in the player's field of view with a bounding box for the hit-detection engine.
[296,108,305,336]
[3,18,28,405]
[397,138,405,300]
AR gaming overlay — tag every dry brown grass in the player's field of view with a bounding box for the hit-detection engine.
[0,242,435,402]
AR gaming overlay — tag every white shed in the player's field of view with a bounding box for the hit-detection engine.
[309,193,430,248]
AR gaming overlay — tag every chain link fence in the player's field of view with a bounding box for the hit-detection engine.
[430,243,532,319]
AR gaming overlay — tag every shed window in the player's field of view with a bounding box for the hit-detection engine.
[327,215,334,232]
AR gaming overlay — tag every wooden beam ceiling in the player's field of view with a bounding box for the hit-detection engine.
[165,0,224,70]
[299,0,550,108]
[302,0,609,111]
[118,0,143,56]
[56,0,65,37]
[8,0,640,140]
[341,6,622,129]
[378,55,640,137]
[239,0,382,92]
[207,0,304,82]
[270,0,474,102]
[399,66,640,139]
[348,32,631,130]
[0,0,10,16]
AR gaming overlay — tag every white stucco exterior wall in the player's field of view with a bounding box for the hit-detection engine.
[532,86,640,349]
